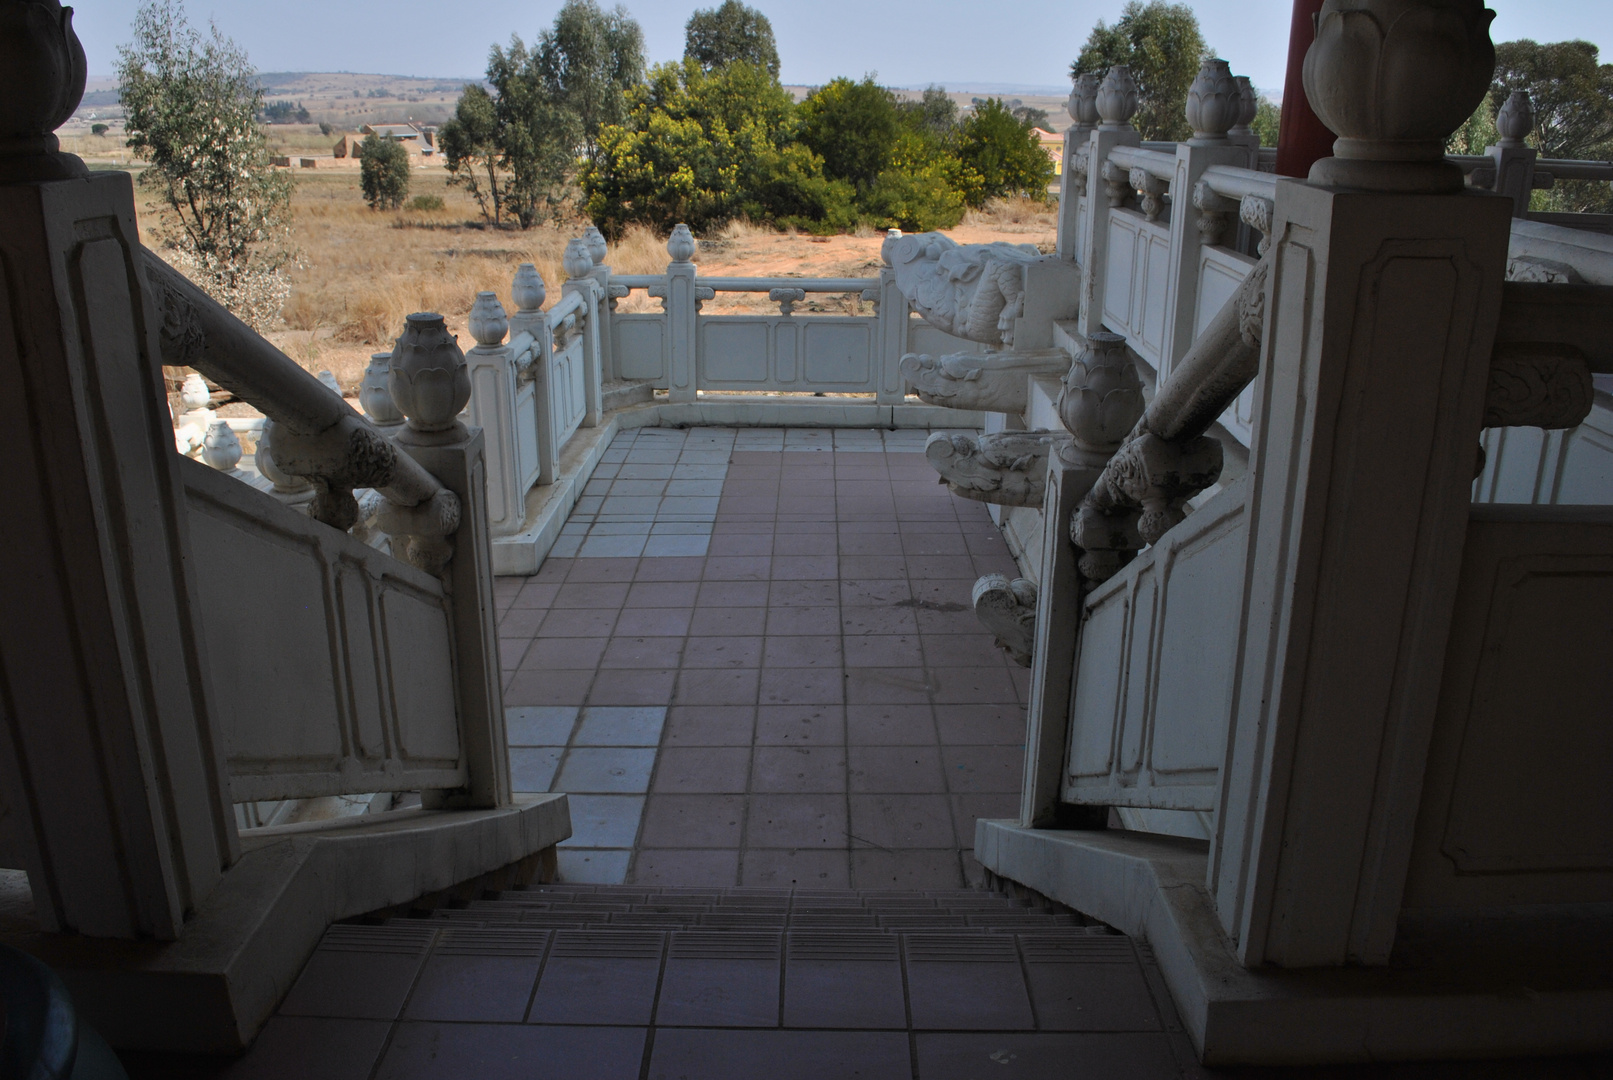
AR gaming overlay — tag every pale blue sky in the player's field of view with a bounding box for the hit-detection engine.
[72,0,1613,95]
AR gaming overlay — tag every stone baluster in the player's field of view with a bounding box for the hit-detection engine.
[562,238,604,426]
[1057,73,1102,261]
[664,224,699,403]
[379,312,509,810]
[768,287,806,316]
[1078,66,1142,338]
[1129,167,1168,222]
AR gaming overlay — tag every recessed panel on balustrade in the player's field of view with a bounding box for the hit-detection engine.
[613,315,667,383]
[698,316,875,392]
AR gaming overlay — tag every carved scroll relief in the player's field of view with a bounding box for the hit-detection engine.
[885,231,1044,345]
[973,574,1038,667]
[899,348,1072,413]
[925,430,1071,508]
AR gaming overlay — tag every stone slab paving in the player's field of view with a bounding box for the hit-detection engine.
[492,426,1031,888]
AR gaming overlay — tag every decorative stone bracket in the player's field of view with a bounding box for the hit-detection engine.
[924,430,1071,508]
[769,287,807,316]
[1130,167,1169,223]
[899,348,1072,413]
[1240,195,1274,255]
[972,575,1038,667]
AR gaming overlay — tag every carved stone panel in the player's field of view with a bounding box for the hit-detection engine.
[925,430,1070,508]
[899,348,1072,413]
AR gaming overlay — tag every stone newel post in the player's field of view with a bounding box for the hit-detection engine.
[664,223,700,403]
[386,312,511,810]
[1212,0,1513,968]
[1077,66,1143,339]
[562,238,605,426]
[0,0,238,939]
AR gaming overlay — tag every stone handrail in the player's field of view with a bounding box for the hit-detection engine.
[1107,145,1176,183]
[141,250,460,571]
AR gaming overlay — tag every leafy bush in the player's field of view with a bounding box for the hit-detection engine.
[117,0,291,330]
[359,134,412,210]
[318,121,334,136]
[953,98,1054,205]
[406,194,445,211]
[582,59,854,236]
[91,122,108,136]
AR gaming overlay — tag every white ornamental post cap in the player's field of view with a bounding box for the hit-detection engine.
[667,223,697,264]
[1496,90,1533,147]
[468,290,508,347]
[360,352,404,425]
[1303,0,1496,192]
[511,262,547,313]
[318,370,342,397]
[1096,66,1139,130]
[1068,73,1102,131]
[202,419,243,472]
[1186,59,1239,143]
[389,312,470,435]
[563,238,594,280]
[881,228,903,267]
[0,0,89,181]
[583,225,608,266]
[1231,76,1259,137]
[180,372,212,411]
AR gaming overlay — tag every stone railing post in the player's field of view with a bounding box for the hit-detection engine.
[1078,65,1143,339]
[583,225,616,382]
[562,238,604,426]
[508,263,558,487]
[1161,59,1259,380]
[386,314,511,810]
[1486,90,1539,218]
[875,229,911,405]
[1213,0,1511,968]
[664,223,699,403]
[1057,74,1099,261]
[463,290,527,536]
[0,1,238,939]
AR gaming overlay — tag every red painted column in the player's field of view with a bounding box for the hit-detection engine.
[1274,0,1336,178]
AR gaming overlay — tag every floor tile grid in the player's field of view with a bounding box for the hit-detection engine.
[496,428,1032,889]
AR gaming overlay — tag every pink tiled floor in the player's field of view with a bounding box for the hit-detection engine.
[493,427,1032,889]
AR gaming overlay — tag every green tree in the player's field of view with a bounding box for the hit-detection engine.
[798,76,902,190]
[118,0,292,330]
[953,97,1054,204]
[487,35,584,227]
[684,0,780,78]
[861,130,970,231]
[1251,97,1281,148]
[533,0,646,165]
[359,134,411,209]
[439,84,509,225]
[580,59,854,235]
[896,86,958,139]
[1070,1,1208,142]
[1489,39,1613,213]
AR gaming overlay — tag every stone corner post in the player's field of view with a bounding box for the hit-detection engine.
[582,225,617,383]
[388,316,511,811]
[875,229,910,405]
[1211,0,1513,969]
[0,5,237,940]
[463,290,525,536]
[1056,74,1099,262]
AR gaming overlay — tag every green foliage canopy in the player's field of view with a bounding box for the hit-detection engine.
[684,0,780,78]
[486,35,585,228]
[1070,0,1208,142]
[580,59,854,236]
[359,133,411,210]
[798,77,903,191]
[534,0,646,165]
[954,98,1055,203]
[439,83,509,225]
[896,86,959,139]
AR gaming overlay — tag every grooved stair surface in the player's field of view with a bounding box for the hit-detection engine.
[199,885,1209,1079]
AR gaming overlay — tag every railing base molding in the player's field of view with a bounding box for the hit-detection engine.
[492,397,989,576]
[975,820,1613,1066]
[0,794,570,1054]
